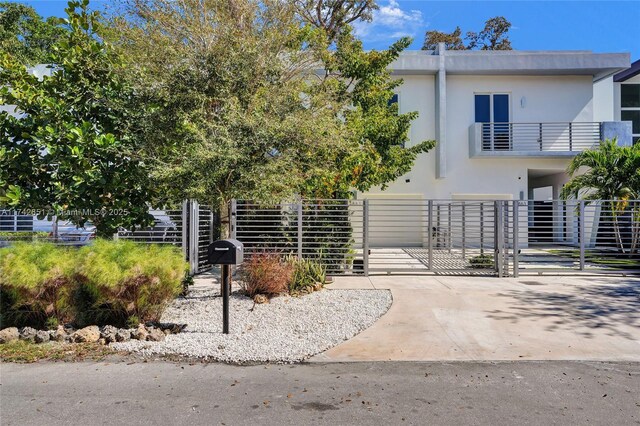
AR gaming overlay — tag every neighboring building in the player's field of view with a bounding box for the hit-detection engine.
[363,46,632,205]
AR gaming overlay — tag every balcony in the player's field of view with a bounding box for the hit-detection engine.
[469,122,606,158]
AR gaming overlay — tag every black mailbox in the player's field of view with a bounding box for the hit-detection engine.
[208,239,244,265]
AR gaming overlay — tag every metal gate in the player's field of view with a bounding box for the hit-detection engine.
[232,198,639,277]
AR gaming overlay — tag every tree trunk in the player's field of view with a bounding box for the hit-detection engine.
[610,201,627,255]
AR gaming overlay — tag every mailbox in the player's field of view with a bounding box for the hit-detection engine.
[208,239,244,265]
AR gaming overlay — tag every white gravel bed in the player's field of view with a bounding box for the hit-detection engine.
[111,283,391,363]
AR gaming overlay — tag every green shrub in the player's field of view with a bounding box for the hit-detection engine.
[286,255,326,292]
[469,254,495,269]
[0,242,78,328]
[77,240,187,326]
[0,231,49,241]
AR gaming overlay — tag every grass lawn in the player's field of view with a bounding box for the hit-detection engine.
[0,340,116,363]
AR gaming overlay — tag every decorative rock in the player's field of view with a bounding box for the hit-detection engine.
[100,325,119,343]
[132,324,148,341]
[73,325,100,343]
[0,327,19,344]
[98,338,107,345]
[253,294,269,304]
[313,283,323,292]
[50,326,67,342]
[146,328,165,342]
[115,329,131,342]
[19,327,37,342]
[34,330,50,344]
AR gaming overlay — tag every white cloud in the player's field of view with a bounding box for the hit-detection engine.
[354,0,424,43]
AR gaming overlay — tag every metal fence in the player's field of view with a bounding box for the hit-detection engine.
[232,198,640,277]
[115,200,217,274]
[3,199,638,277]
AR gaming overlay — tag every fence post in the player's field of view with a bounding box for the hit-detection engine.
[181,199,189,261]
[513,200,519,277]
[297,202,303,259]
[209,210,215,243]
[363,199,369,277]
[461,203,466,259]
[428,200,433,271]
[579,200,585,271]
[448,203,452,253]
[495,201,504,277]
[230,200,237,240]
[190,200,199,275]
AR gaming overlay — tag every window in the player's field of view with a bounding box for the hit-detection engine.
[621,84,640,144]
[475,93,510,150]
[388,93,398,106]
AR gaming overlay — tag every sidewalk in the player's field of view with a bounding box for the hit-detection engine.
[312,275,640,362]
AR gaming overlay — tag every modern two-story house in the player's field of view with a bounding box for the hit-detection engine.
[363,45,632,203]
[357,46,633,250]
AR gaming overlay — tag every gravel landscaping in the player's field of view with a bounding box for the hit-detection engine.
[111,281,392,363]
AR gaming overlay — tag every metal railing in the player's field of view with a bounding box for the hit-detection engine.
[476,122,601,153]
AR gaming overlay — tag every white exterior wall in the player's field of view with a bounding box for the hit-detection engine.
[364,74,594,201]
[594,76,615,121]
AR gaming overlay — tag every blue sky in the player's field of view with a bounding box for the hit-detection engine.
[16,0,640,59]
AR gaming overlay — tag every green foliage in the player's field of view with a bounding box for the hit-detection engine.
[561,139,640,201]
[0,231,49,241]
[469,254,494,269]
[78,240,186,325]
[423,16,513,51]
[0,2,67,65]
[0,0,154,237]
[562,139,640,254]
[0,240,187,328]
[286,255,326,292]
[0,242,78,327]
[108,0,347,237]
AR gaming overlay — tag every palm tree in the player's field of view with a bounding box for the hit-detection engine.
[561,139,640,254]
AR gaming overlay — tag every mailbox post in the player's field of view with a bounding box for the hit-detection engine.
[207,239,244,334]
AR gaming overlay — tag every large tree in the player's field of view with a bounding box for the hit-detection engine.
[0,0,153,236]
[108,0,348,236]
[0,2,67,65]
[423,16,512,51]
[296,1,435,198]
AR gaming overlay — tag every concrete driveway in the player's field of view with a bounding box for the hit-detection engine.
[313,275,640,362]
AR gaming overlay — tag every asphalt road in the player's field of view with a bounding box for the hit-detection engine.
[1,360,639,425]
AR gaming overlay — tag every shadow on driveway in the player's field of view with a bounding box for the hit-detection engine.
[486,278,640,340]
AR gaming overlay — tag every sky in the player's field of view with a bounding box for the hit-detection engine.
[14,0,640,60]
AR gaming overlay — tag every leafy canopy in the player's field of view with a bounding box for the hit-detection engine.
[296,1,435,197]
[561,139,640,201]
[423,16,512,51]
[0,2,67,65]
[0,0,153,236]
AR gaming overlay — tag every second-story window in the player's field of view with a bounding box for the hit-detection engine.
[621,84,640,144]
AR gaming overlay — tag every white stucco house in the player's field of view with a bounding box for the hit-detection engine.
[362,45,633,204]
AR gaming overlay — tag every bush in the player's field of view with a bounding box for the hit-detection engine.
[286,255,326,293]
[240,252,293,298]
[77,240,187,326]
[0,240,187,328]
[469,254,495,269]
[0,231,49,242]
[0,242,78,328]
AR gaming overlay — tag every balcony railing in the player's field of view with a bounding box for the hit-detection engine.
[469,122,602,157]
